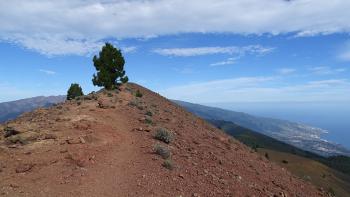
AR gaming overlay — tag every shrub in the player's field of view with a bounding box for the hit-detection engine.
[145,111,153,116]
[145,117,153,125]
[282,160,288,164]
[154,144,171,159]
[92,43,128,90]
[163,159,174,170]
[154,128,173,144]
[265,152,269,159]
[328,187,335,197]
[67,83,84,100]
[135,90,143,98]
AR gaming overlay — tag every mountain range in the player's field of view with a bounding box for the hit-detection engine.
[0,96,65,123]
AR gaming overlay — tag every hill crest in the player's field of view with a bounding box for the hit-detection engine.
[0,83,325,196]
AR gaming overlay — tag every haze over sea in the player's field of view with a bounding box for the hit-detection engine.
[208,102,350,149]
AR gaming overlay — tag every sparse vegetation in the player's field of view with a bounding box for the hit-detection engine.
[135,90,143,98]
[67,83,84,100]
[265,152,269,159]
[154,128,173,144]
[163,159,174,170]
[145,110,153,116]
[154,144,171,159]
[92,43,128,90]
[328,187,336,197]
[145,117,153,125]
[107,92,113,97]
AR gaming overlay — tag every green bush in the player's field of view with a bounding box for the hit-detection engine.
[67,83,84,100]
[154,144,171,159]
[154,128,173,144]
[135,90,143,98]
[145,111,153,116]
[145,117,153,125]
[163,159,174,170]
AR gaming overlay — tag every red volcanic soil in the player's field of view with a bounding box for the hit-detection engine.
[0,83,325,197]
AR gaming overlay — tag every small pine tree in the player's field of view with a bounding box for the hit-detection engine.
[67,83,84,100]
[92,43,129,90]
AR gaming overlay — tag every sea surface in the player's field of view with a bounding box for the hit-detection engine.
[207,101,350,149]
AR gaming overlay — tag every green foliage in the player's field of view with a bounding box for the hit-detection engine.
[154,144,171,159]
[92,43,129,90]
[145,117,153,125]
[67,83,84,100]
[154,128,173,144]
[163,159,174,170]
[135,90,143,98]
[265,152,269,159]
[145,111,153,116]
[282,160,289,164]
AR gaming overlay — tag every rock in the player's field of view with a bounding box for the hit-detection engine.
[79,137,86,144]
[3,127,20,138]
[43,133,57,140]
[16,163,34,173]
[66,138,81,144]
[6,132,39,145]
[192,193,200,197]
[179,174,184,179]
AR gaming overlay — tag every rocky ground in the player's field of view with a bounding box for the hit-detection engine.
[0,83,326,196]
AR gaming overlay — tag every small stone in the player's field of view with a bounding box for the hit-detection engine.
[192,193,200,197]
[66,138,81,144]
[16,163,34,173]
[79,137,86,144]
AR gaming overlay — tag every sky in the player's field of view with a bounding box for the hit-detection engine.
[0,0,350,104]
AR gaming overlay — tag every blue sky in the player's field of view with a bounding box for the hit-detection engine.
[0,0,350,103]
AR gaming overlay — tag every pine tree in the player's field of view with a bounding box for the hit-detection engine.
[92,43,129,90]
[67,83,84,100]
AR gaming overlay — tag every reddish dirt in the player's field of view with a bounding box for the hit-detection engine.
[0,83,326,197]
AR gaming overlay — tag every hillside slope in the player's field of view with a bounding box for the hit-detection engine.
[0,96,65,123]
[174,100,350,157]
[0,83,325,196]
[208,119,350,197]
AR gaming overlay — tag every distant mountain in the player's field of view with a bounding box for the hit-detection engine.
[0,96,65,123]
[174,100,350,157]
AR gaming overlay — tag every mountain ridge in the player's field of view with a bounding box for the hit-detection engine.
[0,95,65,123]
[0,83,325,196]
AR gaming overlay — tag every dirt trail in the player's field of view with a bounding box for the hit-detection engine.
[0,83,327,197]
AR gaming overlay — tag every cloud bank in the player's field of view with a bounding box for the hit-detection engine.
[1,0,350,55]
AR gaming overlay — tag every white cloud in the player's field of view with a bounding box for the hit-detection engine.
[122,46,138,53]
[309,66,346,75]
[338,41,350,61]
[39,69,56,75]
[277,68,296,75]
[160,77,350,103]
[153,45,274,57]
[210,57,237,67]
[1,0,350,55]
